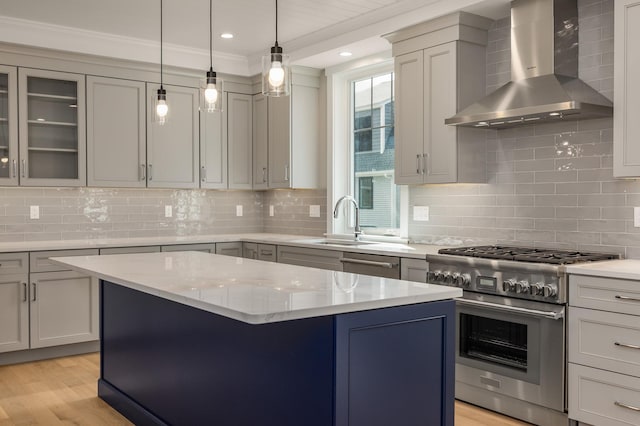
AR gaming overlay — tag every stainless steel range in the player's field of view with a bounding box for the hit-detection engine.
[426,246,618,426]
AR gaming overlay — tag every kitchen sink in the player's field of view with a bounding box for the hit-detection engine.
[293,238,376,247]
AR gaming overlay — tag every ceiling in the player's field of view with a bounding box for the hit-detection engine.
[0,0,510,76]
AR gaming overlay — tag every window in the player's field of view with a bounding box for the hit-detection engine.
[352,72,399,232]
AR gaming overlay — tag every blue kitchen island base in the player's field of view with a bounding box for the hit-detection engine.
[98,280,455,426]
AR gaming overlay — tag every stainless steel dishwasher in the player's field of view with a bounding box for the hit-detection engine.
[340,252,400,279]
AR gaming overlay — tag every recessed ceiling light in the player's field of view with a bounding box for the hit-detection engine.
[339,51,353,57]
[220,33,234,39]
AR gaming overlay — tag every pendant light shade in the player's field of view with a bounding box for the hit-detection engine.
[262,0,290,96]
[202,0,223,112]
[155,0,168,124]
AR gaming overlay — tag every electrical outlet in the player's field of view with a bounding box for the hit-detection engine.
[236,205,243,217]
[309,205,320,218]
[269,205,274,217]
[413,206,430,221]
[30,205,40,220]
[635,207,640,228]
[164,205,173,218]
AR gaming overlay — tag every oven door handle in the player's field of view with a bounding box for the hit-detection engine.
[456,298,565,320]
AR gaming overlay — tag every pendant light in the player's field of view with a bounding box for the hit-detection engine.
[202,0,223,112]
[262,0,290,97]
[155,0,168,124]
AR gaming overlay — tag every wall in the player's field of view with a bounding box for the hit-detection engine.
[0,187,262,242]
[409,0,640,259]
[262,189,327,236]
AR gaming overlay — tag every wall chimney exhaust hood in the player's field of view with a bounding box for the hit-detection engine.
[445,0,612,129]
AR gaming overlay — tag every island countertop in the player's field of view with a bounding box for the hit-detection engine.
[51,251,461,324]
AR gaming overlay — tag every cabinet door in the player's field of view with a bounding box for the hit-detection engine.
[161,243,216,253]
[29,271,99,348]
[147,83,199,188]
[268,95,291,188]
[257,244,277,262]
[423,42,458,184]
[227,93,253,189]
[614,0,640,177]
[0,65,18,186]
[0,274,29,353]
[216,242,243,257]
[18,68,86,187]
[87,76,146,187]
[253,94,269,189]
[400,258,428,282]
[200,101,227,189]
[276,245,343,270]
[243,242,258,259]
[394,51,425,184]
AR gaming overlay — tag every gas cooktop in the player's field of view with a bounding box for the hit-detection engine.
[438,245,619,265]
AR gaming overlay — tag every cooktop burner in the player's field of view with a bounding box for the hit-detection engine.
[438,245,619,265]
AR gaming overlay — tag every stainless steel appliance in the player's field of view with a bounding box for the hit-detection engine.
[426,246,618,426]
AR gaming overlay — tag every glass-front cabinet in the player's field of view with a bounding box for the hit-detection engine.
[18,68,86,186]
[0,66,18,186]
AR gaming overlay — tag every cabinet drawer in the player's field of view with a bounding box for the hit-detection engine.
[30,249,99,273]
[569,363,640,426]
[0,252,29,275]
[161,244,216,253]
[100,246,160,255]
[570,275,640,316]
[569,306,640,377]
[277,246,342,271]
[257,244,277,262]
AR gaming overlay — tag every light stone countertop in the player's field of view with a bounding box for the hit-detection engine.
[0,233,447,259]
[566,259,640,281]
[50,251,462,324]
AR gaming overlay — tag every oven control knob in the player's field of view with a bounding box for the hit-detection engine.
[429,270,444,283]
[455,273,471,287]
[530,282,544,296]
[515,280,530,294]
[543,284,558,298]
[443,272,454,284]
[502,279,517,292]
[427,271,436,283]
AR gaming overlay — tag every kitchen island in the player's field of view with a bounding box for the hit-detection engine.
[52,251,461,426]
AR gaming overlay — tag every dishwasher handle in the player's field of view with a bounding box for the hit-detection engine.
[340,258,398,269]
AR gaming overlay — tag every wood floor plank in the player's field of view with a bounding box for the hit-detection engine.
[0,353,531,425]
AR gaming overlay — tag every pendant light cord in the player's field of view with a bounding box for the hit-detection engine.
[160,0,164,87]
[275,0,278,44]
[209,0,213,69]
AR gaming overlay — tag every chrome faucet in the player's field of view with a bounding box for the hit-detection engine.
[333,195,362,240]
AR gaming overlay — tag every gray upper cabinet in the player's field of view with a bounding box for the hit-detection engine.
[252,93,269,190]
[87,76,146,187]
[147,83,199,189]
[614,0,640,177]
[227,92,253,189]
[200,99,227,189]
[18,68,86,187]
[0,65,18,186]
[387,13,490,185]
[268,68,321,189]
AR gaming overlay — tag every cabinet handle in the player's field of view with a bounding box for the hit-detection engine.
[31,282,36,302]
[262,167,267,183]
[21,159,26,178]
[12,159,17,179]
[423,153,429,175]
[339,258,398,269]
[614,401,640,412]
[416,154,420,174]
[284,164,289,181]
[615,295,640,303]
[140,164,146,181]
[22,282,27,302]
[201,166,207,182]
[148,164,153,181]
[614,341,640,350]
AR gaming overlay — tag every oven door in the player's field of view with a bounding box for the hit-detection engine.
[455,292,565,411]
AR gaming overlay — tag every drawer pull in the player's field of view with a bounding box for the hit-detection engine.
[615,295,640,302]
[340,258,397,269]
[22,282,27,302]
[615,342,640,350]
[32,283,36,302]
[614,401,640,412]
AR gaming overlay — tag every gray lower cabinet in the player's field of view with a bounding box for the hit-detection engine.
[99,246,160,255]
[161,243,216,253]
[277,245,343,271]
[244,243,277,262]
[0,273,29,353]
[87,76,146,187]
[216,242,243,257]
[243,242,258,259]
[400,258,429,282]
[227,92,253,189]
[29,270,99,348]
[147,83,200,189]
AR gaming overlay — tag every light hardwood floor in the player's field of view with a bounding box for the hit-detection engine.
[0,353,530,425]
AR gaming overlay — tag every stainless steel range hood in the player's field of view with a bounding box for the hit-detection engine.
[445,0,612,129]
